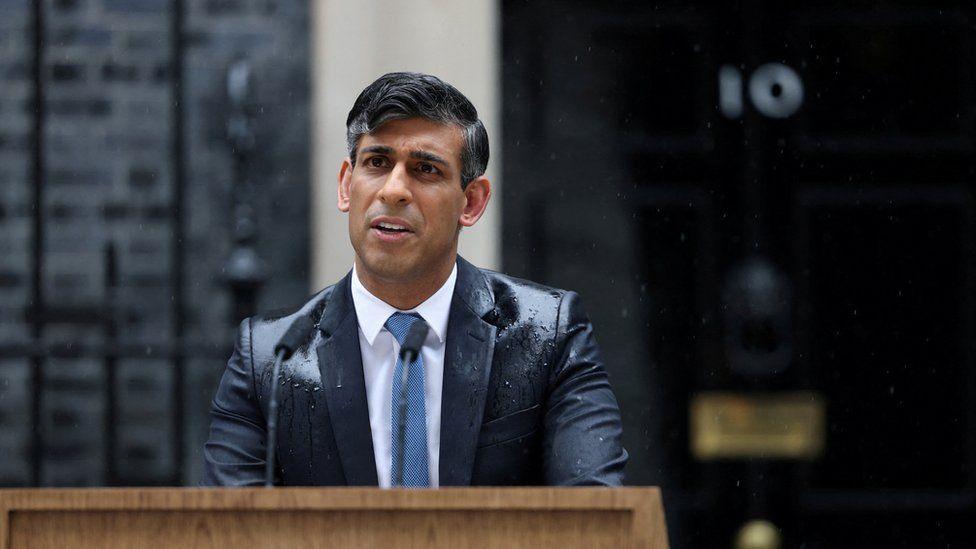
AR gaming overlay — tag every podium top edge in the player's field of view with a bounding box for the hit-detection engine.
[0,486,662,512]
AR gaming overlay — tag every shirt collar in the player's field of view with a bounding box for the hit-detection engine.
[350,263,457,346]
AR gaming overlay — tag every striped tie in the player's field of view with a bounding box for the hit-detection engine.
[386,312,430,487]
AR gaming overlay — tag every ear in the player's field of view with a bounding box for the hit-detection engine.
[337,158,353,212]
[458,175,491,228]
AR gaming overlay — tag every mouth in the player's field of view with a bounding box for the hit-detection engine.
[369,217,415,241]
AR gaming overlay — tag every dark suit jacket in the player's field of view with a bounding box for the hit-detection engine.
[202,257,627,486]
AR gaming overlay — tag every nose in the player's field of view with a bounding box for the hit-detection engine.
[376,163,411,205]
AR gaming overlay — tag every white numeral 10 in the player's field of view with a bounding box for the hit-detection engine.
[719,63,804,119]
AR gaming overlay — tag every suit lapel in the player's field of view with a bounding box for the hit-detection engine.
[316,273,379,486]
[439,257,497,486]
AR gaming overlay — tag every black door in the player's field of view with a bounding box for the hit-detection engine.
[503,1,976,546]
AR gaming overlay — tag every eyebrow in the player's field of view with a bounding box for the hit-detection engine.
[409,150,449,166]
[360,145,448,165]
[360,145,394,156]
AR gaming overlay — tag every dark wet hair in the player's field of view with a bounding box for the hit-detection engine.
[345,72,489,188]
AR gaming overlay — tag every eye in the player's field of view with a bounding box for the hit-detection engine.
[367,156,386,168]
[417,162,440,175]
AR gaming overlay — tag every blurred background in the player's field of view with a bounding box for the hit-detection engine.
[1,0,974,547]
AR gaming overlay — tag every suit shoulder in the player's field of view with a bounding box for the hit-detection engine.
[479,268,568,301]
[252,284,334,324]
[478,268,568,327]
[245,284,335,360]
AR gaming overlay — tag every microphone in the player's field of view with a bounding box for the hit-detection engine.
[393,319,429,487]
[399,320,429,364]
[265,315,315,487]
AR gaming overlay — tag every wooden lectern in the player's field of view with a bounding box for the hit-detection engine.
[0,487,667,548]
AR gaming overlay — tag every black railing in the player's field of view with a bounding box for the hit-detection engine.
[13,0,256,487]
[29,0,47,489]
[169,0,187,488]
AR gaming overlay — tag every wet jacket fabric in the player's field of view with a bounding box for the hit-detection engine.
[202,256,628,486]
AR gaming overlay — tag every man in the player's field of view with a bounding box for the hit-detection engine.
[202,72,627,487]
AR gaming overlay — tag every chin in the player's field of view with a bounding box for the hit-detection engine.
[360,251,420,281]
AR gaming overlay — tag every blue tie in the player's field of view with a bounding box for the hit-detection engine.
[386,312,430,487]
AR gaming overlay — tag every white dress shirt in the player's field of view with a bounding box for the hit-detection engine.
[350,264,457,488]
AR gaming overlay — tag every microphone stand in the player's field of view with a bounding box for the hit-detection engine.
[264,315,314,487]
[393,320,428,487]
[264,349,287,487]
[393,351,413,487]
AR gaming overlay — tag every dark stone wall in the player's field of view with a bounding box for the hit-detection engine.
[0,0,310,486]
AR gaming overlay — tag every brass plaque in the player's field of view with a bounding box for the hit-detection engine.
[691,391,825,460]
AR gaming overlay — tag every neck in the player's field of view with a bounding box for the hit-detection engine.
[355,255,456,310]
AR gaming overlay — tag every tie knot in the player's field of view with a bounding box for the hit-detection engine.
[385,312,423,345]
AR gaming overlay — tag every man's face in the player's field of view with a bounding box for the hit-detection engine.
[338,117,486,284]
